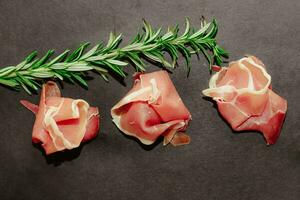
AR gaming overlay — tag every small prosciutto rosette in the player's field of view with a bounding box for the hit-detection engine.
[203,56,287,144]
[21,81,100,154]
[111,71,191,146]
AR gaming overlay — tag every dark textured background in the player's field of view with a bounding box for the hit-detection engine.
[0,0,299,199]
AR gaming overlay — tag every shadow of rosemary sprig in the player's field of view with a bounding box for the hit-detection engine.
[0,17,228,94]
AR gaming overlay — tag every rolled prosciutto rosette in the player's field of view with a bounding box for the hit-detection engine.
[21,81,100,154]
[111,71,191,146]
[203,56,287,144]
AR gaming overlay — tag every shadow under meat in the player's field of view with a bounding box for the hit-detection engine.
[33,142,85,166]
[117,129,163,151]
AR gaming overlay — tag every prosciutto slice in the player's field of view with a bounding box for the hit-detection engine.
[203,56,287,144]
[111,71,192,146]
[21,81,100,154]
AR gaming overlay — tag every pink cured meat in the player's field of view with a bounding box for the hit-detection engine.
[203,56,287,144]
[111,71,192,146]
[21,81,100,154]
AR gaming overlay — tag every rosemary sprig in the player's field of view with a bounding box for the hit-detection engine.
[0,18,228,94]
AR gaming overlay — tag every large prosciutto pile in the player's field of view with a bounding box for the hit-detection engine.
[203,56,287,144]
[111,71,191,146]
[21,81,100,154]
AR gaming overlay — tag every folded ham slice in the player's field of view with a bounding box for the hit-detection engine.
[21,81,100,154]
[203,56,287,144]
[111,71,192,146]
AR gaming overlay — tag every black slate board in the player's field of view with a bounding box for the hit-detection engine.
[0,0,300,199]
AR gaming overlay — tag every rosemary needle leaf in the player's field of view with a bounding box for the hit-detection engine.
[54,73,64,80]
[48,50,70,66]
[0,67,16,77]
[183,18,190,37]
[20,82,32,95]
[109,34,122,49]
[92,66,108,73]
[66,43,90,62]
[80,44,100,60]
[31,71,55,78]
[147,28,162,43]
[31,50,54,69]
[71,73,88,88]
[101,74,109,82]
[106,32,116,48]
[0,78,19,87]
[25,51,38,63]
[106,59,128,66]
[67,64,94,71]
[50,63,68,70]
[102,61,126,77]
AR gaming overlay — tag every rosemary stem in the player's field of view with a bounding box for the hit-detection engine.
[0,18,228,94]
